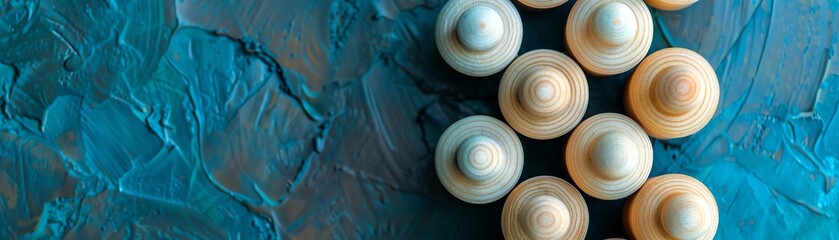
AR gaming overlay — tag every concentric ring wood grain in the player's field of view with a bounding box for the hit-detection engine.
[517,0,568,9]
[502,176,589,239]
[499,49,588,140]
[566,0,653,75]
[624,174,719,240]
[435,115,524,204]
[565,113,652,200]
[625,47,719,139]
[436,0,523,77]
[644,0,698,11]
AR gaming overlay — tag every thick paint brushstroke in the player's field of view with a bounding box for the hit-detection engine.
[0,0,837,238]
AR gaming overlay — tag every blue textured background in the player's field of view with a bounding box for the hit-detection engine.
[0,0,837,239]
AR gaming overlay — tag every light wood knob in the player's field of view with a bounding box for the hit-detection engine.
[517,69,570,117]
[517,0,569,9]
[625,47,719,139]
[624,174,719,240]
[644,0,699,11]
[499,49,588,140]
[456,6,504,52]
[660,193,713,239]
[591,132,638,180]
[566,113,652,200]
[435,115,523,204]
[456,135,506,182]
[436,0,523,77]
[521,195,570,239]
[566,0,653,75]
[592,2,637,46]
[502,176,589,239]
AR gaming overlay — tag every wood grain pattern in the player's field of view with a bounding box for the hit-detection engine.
[565,0,653,75]
[624,174,719,240]
[436,0,523,77]
[435,115,524,204]
[502,176,589,239]
[498,49,588,140]
[644,0,699,11]
[516,0,569,10]
[565,113,652,200]
[625,47,719,139]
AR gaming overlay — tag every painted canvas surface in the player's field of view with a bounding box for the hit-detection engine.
[0,0,837,239]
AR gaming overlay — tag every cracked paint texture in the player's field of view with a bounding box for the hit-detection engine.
[0,0,837,239]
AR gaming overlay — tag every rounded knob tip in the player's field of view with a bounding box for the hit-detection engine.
[521,195,570,239]
[591,132,638,180]
[456,5,504,52]
[660,193,711,240]
[654,65,701,115]
[517,68,570,117]
[457,135,505,182]
[592,2,637,46]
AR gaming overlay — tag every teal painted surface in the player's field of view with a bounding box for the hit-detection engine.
[0,0,837,238]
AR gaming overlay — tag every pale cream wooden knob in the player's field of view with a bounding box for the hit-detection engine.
[502,176,589,239]
[517,0,568,9]
[436,0,523,77]
[499,49,588,140]
[625,47,719,139]
[566,0,653,75]
[624,174,719,240]
[566,113,652,200]
[435,115,524,204]
[644,0,698,11]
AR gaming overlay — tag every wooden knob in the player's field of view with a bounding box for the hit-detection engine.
[456,135,506,182]
[517,0,569,10]
[625,47,719,139]
[436,0,523,77]
[502,176,589,239]
[435,115,524,204]
[624,174,718,240]
[521,195,570,239]
[592,2,637,46]
[566,0,652,75]
[456,6,504,52]
[644,0,698,11]
[566,113,652,200]
[518,69,570,117]
[591,132,637,180]
[499,49,588,140]
[653,65,701,114]
[660,193,712,239]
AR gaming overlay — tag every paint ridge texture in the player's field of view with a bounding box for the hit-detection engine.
[0,0,837,238]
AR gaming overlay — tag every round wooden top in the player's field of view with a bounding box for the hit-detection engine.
[625,47,719,139]
[517,0,569,9]
[436,0,523,77]
[499,49,588,140]
[624,174,719,240]
[435,115,524,204]
[565,113,652,200]
[502,176,589,239]
[566,0,653,75]
[644,0,699,11]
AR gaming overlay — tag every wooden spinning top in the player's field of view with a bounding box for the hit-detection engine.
[624,174,719,240]
[644,0,698,11]
[502,176,589,239]
[565,113,652,200]
[625,47,719,139]
[517,0,568,9]
[436,0,523,77]
[435,115,524,204]
[499,49,589,140]
[565,0,653,75]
